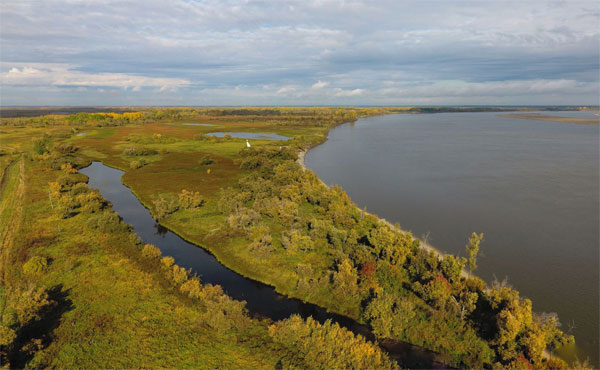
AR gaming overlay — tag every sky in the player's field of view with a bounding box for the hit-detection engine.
[1,0,598,106]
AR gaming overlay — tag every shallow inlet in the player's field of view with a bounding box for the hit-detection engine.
[81,161,447,369]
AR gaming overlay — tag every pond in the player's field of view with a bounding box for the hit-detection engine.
[209,132,291,141]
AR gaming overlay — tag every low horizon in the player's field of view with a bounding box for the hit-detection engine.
[2,104,599,108]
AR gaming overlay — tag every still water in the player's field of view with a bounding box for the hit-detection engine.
[305,112,599,366]
[209,131,291,140]
[80,162,446,369]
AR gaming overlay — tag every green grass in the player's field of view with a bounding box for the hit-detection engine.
[0,159,288,369]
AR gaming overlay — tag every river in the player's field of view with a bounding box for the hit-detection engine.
[304,112,600,366]
[80,161,447,369]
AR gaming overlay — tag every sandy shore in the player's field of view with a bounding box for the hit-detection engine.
[499,113,599,125]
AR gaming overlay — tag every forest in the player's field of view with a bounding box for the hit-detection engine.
[0,107,586,369]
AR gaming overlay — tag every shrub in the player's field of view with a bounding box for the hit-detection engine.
[199,155,214,165]
[178,189,205,209]
[268,315,397,370]
[141,244,162,259]
[57,173,88,188]
[13,287,53,325]
[86,212,128,233]
[53,143,78,155]
[123,146,158,156]
[23,256,48,275]
[32,138,49,155]
[161,256,175,270]
[180,277,203,299]
[78,190,108,213]
[130,159,147,169]
[152,194,179,220]
[170,265,188,286]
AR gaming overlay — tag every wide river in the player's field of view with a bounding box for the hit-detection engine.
[305,112,599,366]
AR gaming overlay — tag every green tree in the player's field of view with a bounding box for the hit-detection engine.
[466,232,484,273]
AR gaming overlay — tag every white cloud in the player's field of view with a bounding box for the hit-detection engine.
[1,63,190,90]
[334,88,364,97]
[311,80,329,89]
[276,86,296,95]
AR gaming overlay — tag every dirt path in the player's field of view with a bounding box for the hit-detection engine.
[0,158,26,281]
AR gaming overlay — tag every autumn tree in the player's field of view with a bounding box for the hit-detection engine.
[466,232,484,273]
[268,315,397,370]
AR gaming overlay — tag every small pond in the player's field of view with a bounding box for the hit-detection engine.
[209,132,291,141]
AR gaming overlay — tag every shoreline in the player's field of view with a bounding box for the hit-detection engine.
[499,113,599,125]
[297,146,459,270]
[298,120,562,361]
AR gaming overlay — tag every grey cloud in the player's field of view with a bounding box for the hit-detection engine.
[0,0,598,105]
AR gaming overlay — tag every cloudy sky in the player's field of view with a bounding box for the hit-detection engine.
[1,0,598,106]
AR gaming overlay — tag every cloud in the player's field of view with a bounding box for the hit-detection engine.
[2,63,190,91]
[334,88,364,97]
[311,80,329,89]
[0,0,598,105]
[276,86,296,95]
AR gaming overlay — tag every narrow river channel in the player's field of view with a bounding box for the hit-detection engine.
[81,161,447,369]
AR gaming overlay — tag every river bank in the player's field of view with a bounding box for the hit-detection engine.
[499,113,599,125]
[303,112,598,367]
[297,146,467,278]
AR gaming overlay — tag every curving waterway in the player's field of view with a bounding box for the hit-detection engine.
[305,112,600,367]
[80,161,447,369]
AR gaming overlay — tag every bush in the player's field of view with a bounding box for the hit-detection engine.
[161,256,175,270]
[53,143,78,155]
[22,256,48,275]
[152,194,179,220]
[180,277,203,299]
[32,138,49,155]
[178,189,205,209]
[130,159,147,169]
[123,146,158,156]
[57,173,88,188]
[268,315,397,370]
[170,265,188,286]
[141,244,162,259]
[86,211,128,233]
[199,155,214,165]
[77,190,108,213]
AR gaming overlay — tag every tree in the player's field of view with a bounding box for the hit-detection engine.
[268,315,398,370]
[152,194,179,220]
[332,258,359,301]
[466,232,484,273]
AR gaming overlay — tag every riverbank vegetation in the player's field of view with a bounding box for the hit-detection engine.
[0,107,584,369]
[0,131,395,369]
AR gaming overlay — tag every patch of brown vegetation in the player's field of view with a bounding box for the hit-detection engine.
[122,151,243,204]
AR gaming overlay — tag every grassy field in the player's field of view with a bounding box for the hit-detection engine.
[0,109,398,369]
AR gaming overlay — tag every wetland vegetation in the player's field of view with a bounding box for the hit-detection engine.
[0,107,592,369]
